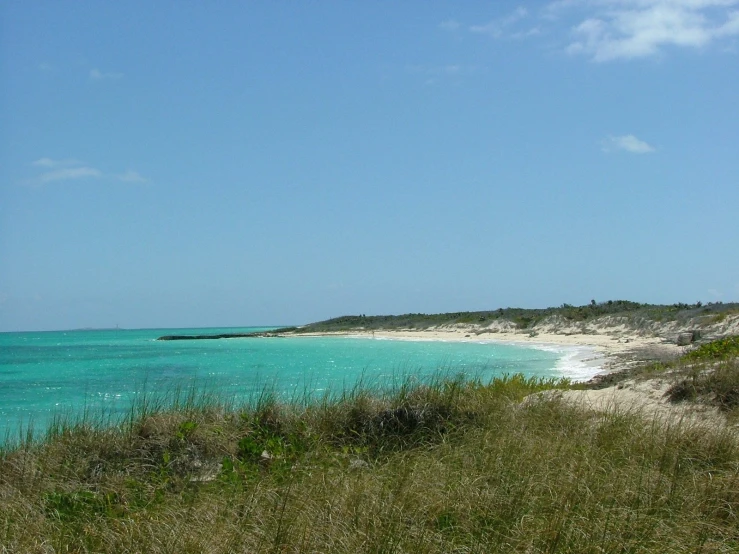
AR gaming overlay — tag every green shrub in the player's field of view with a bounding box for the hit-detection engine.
[684,336,739,362]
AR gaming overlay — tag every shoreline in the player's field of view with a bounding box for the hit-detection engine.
[284,329,729,426]
[283,328,684,383]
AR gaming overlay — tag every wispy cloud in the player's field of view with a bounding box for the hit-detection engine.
[602,134,656,153]
[470,7,537,39]
[116,170,149,183]
[439,19,461,32]
[26,158,149,185]
[38,167,103,183]
[89,68,123,80]
[32,157,82,168]
[557,0,739,61]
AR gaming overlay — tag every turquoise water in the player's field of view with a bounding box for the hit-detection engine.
[0,327,579,442]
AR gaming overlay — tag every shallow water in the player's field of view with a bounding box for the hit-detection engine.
[0,327,597,441]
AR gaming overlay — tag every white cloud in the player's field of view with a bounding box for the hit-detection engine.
[38,167,103,183]
[89,68,123,80]
[460,1,738,60]
[470,7,532,38]
[116,170,149,183]
[557,0,739,61]
[717,9,739,35]
[602,134,656,153]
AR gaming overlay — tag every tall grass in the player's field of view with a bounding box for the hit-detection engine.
[1,373,737,553]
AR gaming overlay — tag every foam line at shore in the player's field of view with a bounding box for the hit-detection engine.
[341,332,608,382]
[523,342,607,382]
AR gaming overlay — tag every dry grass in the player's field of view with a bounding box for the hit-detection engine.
[1,374,738,553]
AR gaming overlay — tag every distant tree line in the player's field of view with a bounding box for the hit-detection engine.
[289,300,738,332]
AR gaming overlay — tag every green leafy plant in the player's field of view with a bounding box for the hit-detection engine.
[683,336,739,362]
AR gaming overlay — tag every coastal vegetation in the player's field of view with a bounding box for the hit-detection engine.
[285,300,739,333]
[154,300,739,342]
[660,336,739,412]
[2,339,738,553]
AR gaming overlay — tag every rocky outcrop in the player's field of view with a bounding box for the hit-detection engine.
[157,332,283,341]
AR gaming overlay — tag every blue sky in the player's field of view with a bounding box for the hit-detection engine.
[1,1,738,331]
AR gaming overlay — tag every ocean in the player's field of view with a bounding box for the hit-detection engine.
[0,327,601,442]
